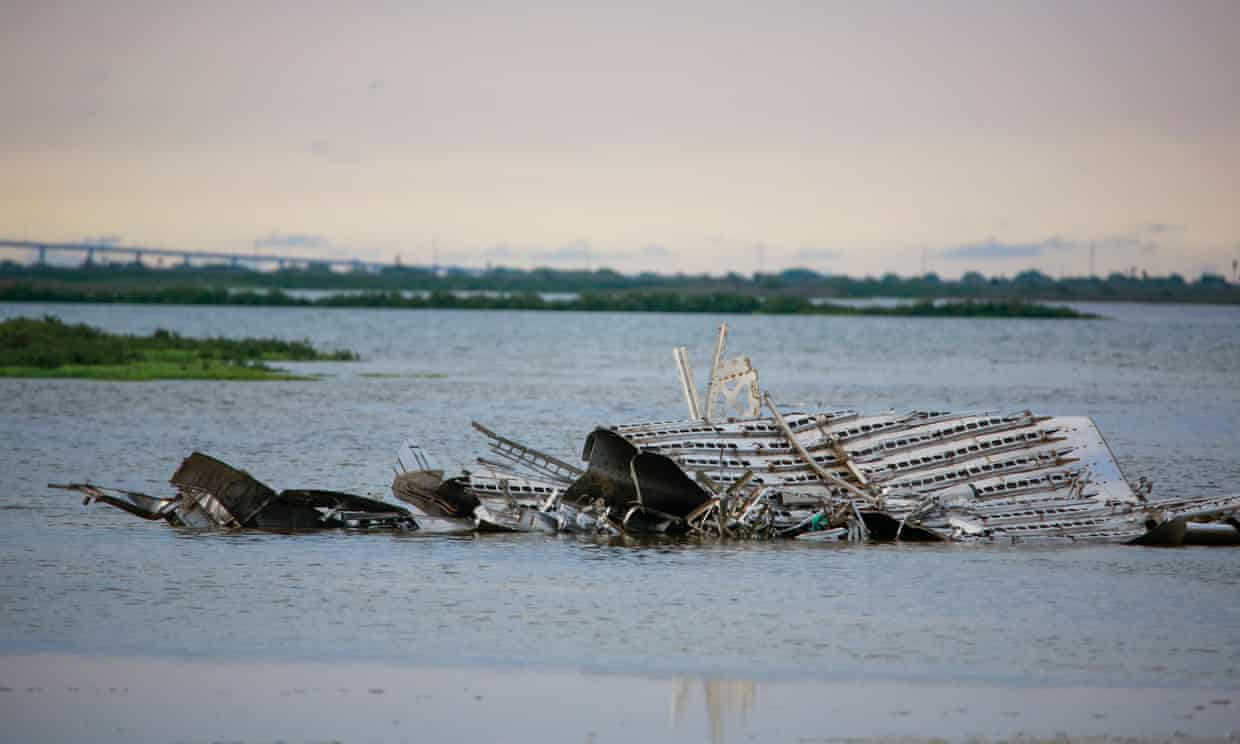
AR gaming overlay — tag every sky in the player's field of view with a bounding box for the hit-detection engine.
[2,0,1238,278]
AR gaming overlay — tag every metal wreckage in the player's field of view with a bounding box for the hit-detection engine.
[52,452,418,530]
[58,325,1240,546]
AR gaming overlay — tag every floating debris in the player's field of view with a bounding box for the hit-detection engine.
[426,324,1240,545]
[55,325,1240,546]
[53,452,417,530]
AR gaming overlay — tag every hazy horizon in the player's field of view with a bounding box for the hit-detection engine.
[3,1,1238,280]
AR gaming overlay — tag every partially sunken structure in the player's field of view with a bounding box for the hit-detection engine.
[399,325,1240,544]
[62,325,1240,545]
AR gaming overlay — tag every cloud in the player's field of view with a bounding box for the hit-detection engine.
[1143,223,1183,234]
[532,247,590,262]
[795,247,840,262]
[531,241,597,263]
[474,245,515,260]
[940,233,1164,265]
[306,139,334,157]
[437,244,515,263]
[528,242,675,265]
[304,139,362,163]
[437,240,670,267]
[942,237,1072,260]
[254,233,329,250]
[1093,234,1159,255]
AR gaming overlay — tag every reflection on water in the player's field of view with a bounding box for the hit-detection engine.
[672,678,757,744]
[3,654,1238,743]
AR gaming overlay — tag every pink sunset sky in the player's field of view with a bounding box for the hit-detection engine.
[2,0,1237,278]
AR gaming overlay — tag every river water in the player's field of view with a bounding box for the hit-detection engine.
[1,301,1238,741]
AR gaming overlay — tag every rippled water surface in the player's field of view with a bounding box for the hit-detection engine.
[2,302,1238,688]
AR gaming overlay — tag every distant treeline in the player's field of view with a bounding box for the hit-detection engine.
[0,282,1094,318]
[1,260,1236,303]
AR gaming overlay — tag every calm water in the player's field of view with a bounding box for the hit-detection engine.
[1,302,1239,689]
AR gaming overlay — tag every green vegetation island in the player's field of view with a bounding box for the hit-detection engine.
[0,316,356,381]
[2,260,1237,304]
[0,283,1095,318]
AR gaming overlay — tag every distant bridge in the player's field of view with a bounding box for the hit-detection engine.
[0,239,397,272]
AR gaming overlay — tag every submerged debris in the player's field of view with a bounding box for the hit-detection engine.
[402,324,1240,546]
[53,452,417,530]
[56,325,1240,547]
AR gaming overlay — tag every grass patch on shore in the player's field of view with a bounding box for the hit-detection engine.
[0,316,357,381]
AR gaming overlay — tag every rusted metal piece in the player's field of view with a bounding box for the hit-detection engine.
[554,428,710,534]
[48,483,175,522]
[683,468,810,540]
[170,452,278,528]
[560,429,640,511]
[59,452,418,531]
[391,469,478,518]
[1182,520,1240,546]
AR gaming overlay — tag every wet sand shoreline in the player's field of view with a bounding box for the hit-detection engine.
[2,653,1237,743]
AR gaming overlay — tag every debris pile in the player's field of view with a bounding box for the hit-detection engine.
[58,325,1240,546]
[395,324,1240,545]
[53,452,416,530]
